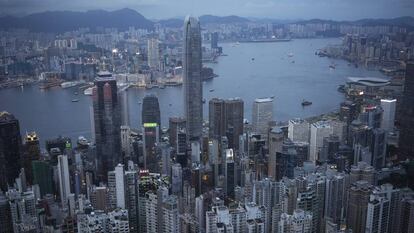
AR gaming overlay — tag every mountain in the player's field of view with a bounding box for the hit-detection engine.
[296,17,414,28]
[0,8,154,33]
[199,15,250,24]
[157,15,251,28]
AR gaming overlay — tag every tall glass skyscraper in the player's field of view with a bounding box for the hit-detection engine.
[92,72,121,181]
[399,62,414,159]
[183,16,203,141]
[0,111,22,191]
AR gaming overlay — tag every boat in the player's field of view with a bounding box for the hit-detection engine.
[301,99,312,106]
[329,64,336,69]
[84,87,93,96]
[251,58,255,61]
[291,60,295,63]
[61,81,79,89]
[74,92,78,95]
[209,89,214,92]
[72,99,79,102]
[288,52,294,57]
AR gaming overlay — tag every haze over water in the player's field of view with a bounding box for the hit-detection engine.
[0,38,386,146]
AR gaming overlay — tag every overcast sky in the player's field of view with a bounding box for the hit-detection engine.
[1,0,413,20]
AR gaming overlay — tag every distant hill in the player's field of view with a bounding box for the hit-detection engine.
[199,15,250,24]
[0,8,154,33]
[296,17,414,28]
[157,15,251,28]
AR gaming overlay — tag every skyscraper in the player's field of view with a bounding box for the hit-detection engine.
[209,98,244,149]
[310,121,332,163]
[183,16,203,141]
[23,131,40,185]
[57,154,71,206]
[142,94,161,171]
[147,38,160,70]
[399,62,414,158]
[93,72,121,181]
[252,97,273,136]
[380,99,396,132]
[0,112,22,191]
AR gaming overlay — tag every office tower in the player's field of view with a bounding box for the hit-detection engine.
[162,195,180,233]
[209,98,244,149]
[57,154,71,206]
[288,118,310,143]
[395,189,414,233]
[0,192,13,233]
[359,105,383,129]
[108,164,125,209]
[380,99,396,132]
[121,125,132,159]
[279,209,312,233]
[325,171,350,228]
[183,16,203,141]
[169,117,186,151]
[0,112,22,191]
[171,163,183,195]
[211,32,219,49]
[349,161,375,185]
[191,141,201,164]
[252,97,273,136]
[93,72,121,181]
[120,89,130,126]
[340,101,358,145]
[32,160,54,197]
[90,186,108,211]
[22,131,40,185]
[369,128,387,169]
[310,121,333,163]
[148,38,160,69]
[399,62,414,158]
[225,149,236,199]
[321,135,340,163]
[176,128,187,167]
[45,136,72,156]
[142,94,161,171]
[268,127,284,179]
[276,140,308,180]
[125,169,139,233]
[346,180,373,233]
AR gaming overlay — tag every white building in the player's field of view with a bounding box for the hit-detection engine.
[380,99,396,132]
[77,209,130,233]
[288,118,310,143]
[58,154,71,206]
[310,121,333,163]
[252,97,274,136]
[279,209,312,233]
[108,164,126,209]
[148,38,160,69]
[162,195,180,233]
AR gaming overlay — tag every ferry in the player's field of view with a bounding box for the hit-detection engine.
[84,87,93,96]
[301,99,312,106]
[71,99,79,102]
[61,81,79,89]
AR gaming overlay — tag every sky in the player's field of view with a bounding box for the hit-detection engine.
[0,0,413,20]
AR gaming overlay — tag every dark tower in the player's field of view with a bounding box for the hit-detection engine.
[0,112,22,191]
[142,94,161,171]
[93,72,121,181]
[399,62,414,158]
